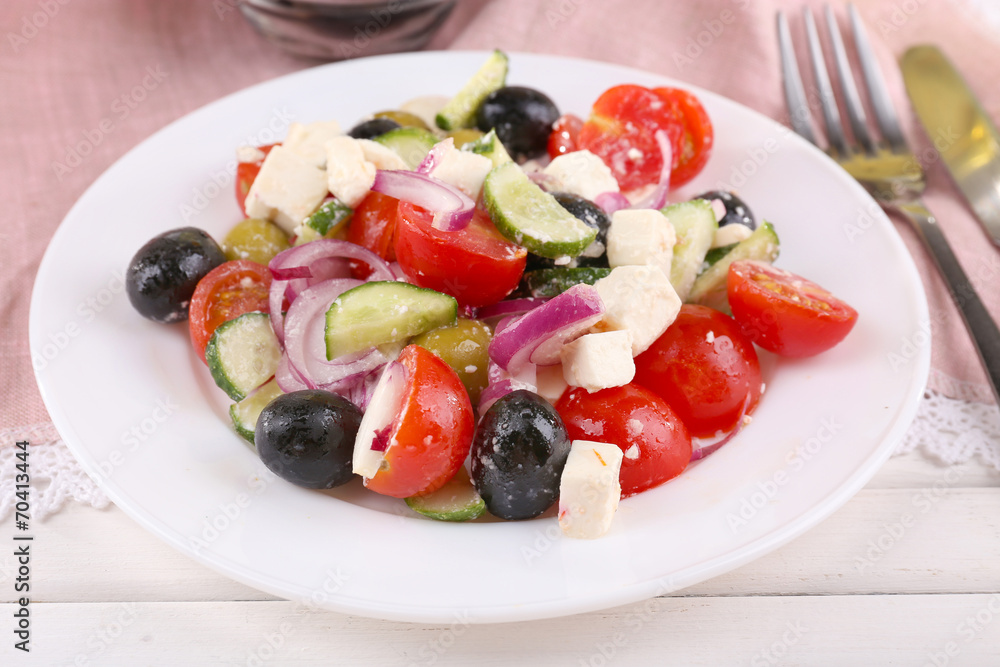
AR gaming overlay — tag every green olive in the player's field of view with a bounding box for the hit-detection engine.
[373,110,431,131]
[412,318,492,405]
[222,218,290,265]
[447,128,484,148]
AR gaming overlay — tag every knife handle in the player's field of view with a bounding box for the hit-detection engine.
[896,200,1000,404]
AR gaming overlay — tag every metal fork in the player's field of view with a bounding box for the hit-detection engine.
[777,4,1000,403]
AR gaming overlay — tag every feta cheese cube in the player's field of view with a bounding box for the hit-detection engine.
[283,120,343,168]
[711,222,754,248]
[560,331,635,393]
[236,144,265,163]
[325,136,376,208]
[243,146,328,234]
[542,149,620,200]
[427,138,494,199]
[607,208,676,276]
[357,138,410,171]
[535,363,569,404]
[591,265,682,356]
[558,440,623,539]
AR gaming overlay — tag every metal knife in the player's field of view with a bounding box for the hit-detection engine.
[900,44,1000,247]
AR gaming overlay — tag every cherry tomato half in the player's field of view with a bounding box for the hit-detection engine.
[577,84,684,192]
[652,87,713,187]
[727,260,859,357]
[235,144,278,217]
[188,260,272,364]
[394,202,527,308]
[546,113,584,160]
[364,345,475,498]
[634,304,762,438]
[556,383,692,497]
[347,191,400,279]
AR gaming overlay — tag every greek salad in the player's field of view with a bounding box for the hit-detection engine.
[125,50,858,539]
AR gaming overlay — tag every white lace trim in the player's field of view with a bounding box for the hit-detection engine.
[1,389,997,522]
[0,422,110,522]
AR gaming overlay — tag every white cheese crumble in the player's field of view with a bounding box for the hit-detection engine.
[560,331,635,393]
[607,208,676,277]
[542,149,620,200]
[243,145,329,235]
[712,222,754,248]
[558,440,623,539]
[283,120,344,168]
[624,443,640,460]
[591,265,682,356]
[325,136,376,208]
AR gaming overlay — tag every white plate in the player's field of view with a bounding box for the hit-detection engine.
[30,51,929,623]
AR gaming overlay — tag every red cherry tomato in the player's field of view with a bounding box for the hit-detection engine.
[727,260,859,358]
[546,113,584,160]
[364,345,475,498]
[555,383,692,497]
[652,87,714,187]
[633,304,762,438]
[577,84,683,192]
[188,260,272,364]
[235,144,278,216]
[394,202,527,308]
[347,191,400,279]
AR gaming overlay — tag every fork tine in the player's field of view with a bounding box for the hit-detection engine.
[804,7,850,157]
[777,11,818,146]
[823,4,875,154]
[848,4,908,152]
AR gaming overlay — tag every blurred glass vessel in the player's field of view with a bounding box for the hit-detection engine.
[239,0,457,61]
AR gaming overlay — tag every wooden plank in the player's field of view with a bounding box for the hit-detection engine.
[867,450,1000,489]
[2,595,999,666]
[3,485,998,605]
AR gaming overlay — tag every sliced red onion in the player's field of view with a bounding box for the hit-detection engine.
[479,361,537,414]
[388,262,409,282]
[630,130,672,210]
[275,353,310,393]
[345,366,384,412]
[415,137,454,175]
[595,191,631,216]
[267,239,394,343]
[478,297,549,321]
[709,198,727,223]
[488,284,605,373]
[354,361,407,478]
[283,278,392,392]
[371,170,474,232]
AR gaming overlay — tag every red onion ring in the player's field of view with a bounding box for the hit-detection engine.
[477,297,549,321]
[371,170,474,232]
[595,191,631,216]
[630,130,672,210]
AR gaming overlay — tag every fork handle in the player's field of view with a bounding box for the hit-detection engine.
[895,200,1000,403]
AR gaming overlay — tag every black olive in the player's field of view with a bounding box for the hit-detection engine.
[476,86,560,162]
[524,192,611,271]
[347,117,401,140]
[694,190,756,229]
[255,390,362,490]
[126,227,226,323]
[470,390,571,520]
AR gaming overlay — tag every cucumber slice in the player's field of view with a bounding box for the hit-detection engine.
[702,243,738,270]
[229,378,284,445]
[294,198,353,245]
[405,468,486,522]
[522,267,612,298]
[206,312,282,402]
[435,49,509,131]
[373,127,439,169]
[663,199,718,301]
[484,162,597,259]
[325,281,458,359]
[688,221,780,312]
[463,128,512,167]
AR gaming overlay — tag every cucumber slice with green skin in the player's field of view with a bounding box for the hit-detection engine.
[702,243,738,270]
[435,49,509,131]
[688,220,780,313]
[522,267,612,298]
[294,198,354,245]
[373,127,439,169]
[484,162,597,259]
[405,467,486,522]
[325,281,458,359]
[463,128,513,167]
[229,378,284,445]
[663,199,718,301]
[206,312,282,402]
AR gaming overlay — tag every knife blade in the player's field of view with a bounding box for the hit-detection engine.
[900,44,1000,247]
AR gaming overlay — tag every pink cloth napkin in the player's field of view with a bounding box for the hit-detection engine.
[3,0,1000,446]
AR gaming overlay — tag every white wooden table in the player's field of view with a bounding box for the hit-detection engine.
[3,450,998,665]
